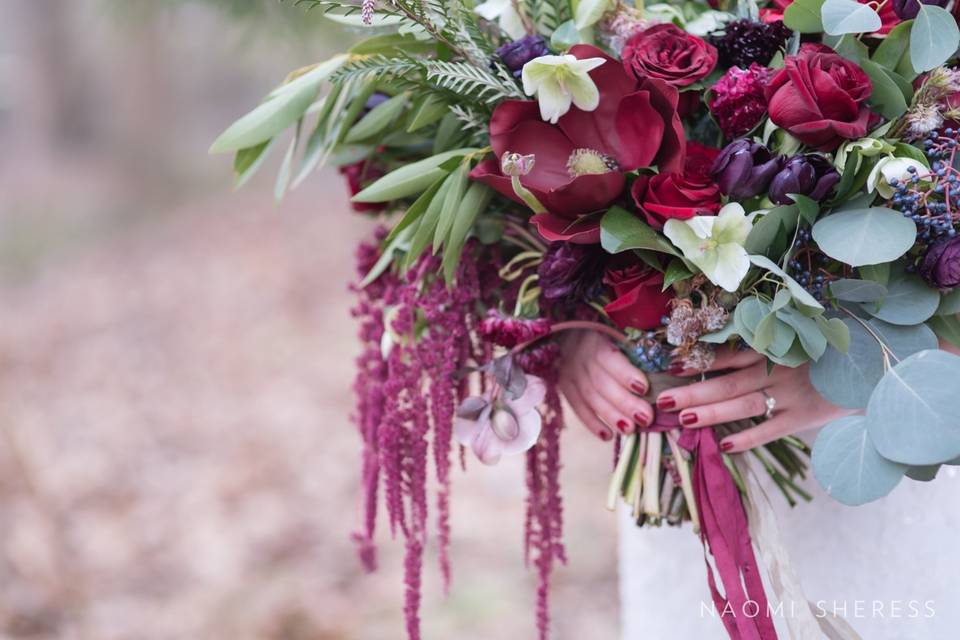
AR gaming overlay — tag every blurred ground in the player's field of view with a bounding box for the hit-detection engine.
[0,2,618,638]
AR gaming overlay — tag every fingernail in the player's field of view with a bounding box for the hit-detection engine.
[599,430,612,441]
[618,419,634,435]
[680,412,698,426]
[634,412,651,428]
[720,441,734,452]
[657,396,676,411]
[668,363,684,375]
[630,380,647,395]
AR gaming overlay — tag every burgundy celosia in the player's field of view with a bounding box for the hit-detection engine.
[709,64,772,139]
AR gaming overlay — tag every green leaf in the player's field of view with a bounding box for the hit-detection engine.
[784,0,825,32]
[359,224,413,289]
[906,464,940,481]
[662,260,693,290]
[793,194,821,226]
[810,317,884,408]
[863,274,940,325]
[749,254,825,313]
[929,314,960,349]
[753,312,778,351]
[385,178,445,245]
[210,55,348,154]
[858,58,909,120]
[600,206,680,256]
[407,95,449,132]
[550,19,583,50]
[865,317,939,360]
[353,148,478,203]
[873,20,912,69]
[811,207,917,267]
[859,262,891,287]
[433,162,469,250]
[868,350,960,464]
[778,306,828,360]
[821,0,882,35]
[700,321,739,344]
[745,205,799,255]
[830,278,888,302]
[233,139,276,188]
[812,415,906,506]
[815,315,851,352]
[442,183,494,284]
[274,126,300,203]
[937,288,960,315]
[406,176,454,267]
[893,142,930,168]
[348,33,435,55]
[345,93,408,143]
[910,5,960,72]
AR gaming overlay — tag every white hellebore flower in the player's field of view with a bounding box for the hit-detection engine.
[664,202,753,293]
[474,0,526,40]
[866,156,929,199]
[522,54,606,124]
[574,0,614,29]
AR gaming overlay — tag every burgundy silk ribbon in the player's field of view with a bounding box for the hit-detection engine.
[666,423,778,640]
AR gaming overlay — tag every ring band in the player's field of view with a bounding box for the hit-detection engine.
[761,390,777,420]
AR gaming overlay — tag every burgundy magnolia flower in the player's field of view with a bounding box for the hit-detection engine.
[919,236,960,289]
[622,24,718,87]
[765,44,873,151]
[631,147,722,229]
[768,154,840,205]
[603,265,673,330]
[471,44,686,244]
[709,64,773,139]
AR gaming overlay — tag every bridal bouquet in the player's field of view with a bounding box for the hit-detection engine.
[211,0,960,638]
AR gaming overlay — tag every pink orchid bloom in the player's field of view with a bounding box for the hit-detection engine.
[454,375,547,465]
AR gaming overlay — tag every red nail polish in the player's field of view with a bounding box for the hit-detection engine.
[680,413,698,426]
[599,430,612,441]
[616,419,631,433]
[634,412,651,427]
[657,396,676,411]
[720,441,734,452]
[630,381,647,395]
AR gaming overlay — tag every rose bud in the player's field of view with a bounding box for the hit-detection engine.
[768,154,841,205]
[496,35,550,77]
[710,139,783,199]
[919,236,960,290]
[892,0,947,20]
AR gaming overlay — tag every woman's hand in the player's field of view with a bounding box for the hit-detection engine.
[658,346,854,453]
[558,331,655,441]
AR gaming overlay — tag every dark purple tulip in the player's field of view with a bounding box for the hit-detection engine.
[892,0,947,20]
[496,35,550,77]
[919,236,960,289]
[710,140,783,199]
[768,154,841,205]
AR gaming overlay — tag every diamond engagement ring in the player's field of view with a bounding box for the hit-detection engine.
[761,390,777,420]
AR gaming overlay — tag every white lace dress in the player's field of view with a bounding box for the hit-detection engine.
[618,452,960,639]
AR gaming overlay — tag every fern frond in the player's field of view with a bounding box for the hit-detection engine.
[331,55,423,86]
[449,104,490,143]
[425,60,524,106]
[527,0,571,35]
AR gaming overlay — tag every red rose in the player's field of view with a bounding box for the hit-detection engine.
[603,265,673,331]
[622,24,718,87]
[471,44,686,244]
[631,143,722,229]
[765,44,873,151]
[762,0,900,35]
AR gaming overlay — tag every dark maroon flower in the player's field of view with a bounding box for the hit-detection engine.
[709,64,772,139]
[708,19,792,69]
[340,160,387,213]
[919,236,960,289]
[892,0,947,19]
[622,23,718,87]
[471,44,686,244]
[765,44,873,151]
[631,170,721,229]
[537,241,608,303]
[768,154,840,205]
[479,310,552,348]
[497,35,550,77]
[710,139,782,199]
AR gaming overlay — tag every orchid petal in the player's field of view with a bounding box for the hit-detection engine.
[499,410,543,456]
[471,424,503,466]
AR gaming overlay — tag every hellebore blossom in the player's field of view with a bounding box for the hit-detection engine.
[497,36,551,77]
[919,236,960,289]
[768,154,841,205]
[474,0,526,39]
[521,54,607,123]
[710,139,783,199]
[664,202,753,292]
[866,156,929,199]
[454,375,547,465]
[575,0,615,29]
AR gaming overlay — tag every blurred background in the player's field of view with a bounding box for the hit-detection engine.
[0,1,619,638]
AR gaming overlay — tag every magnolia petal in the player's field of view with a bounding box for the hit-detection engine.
[712,242,751,292]
[499,410,543,457]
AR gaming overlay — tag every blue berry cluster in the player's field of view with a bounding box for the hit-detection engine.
[786,228,832,301]
[623,332,670,373]
[890,129,960,244]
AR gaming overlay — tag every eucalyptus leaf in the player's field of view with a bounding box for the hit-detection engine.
[812,415,907,506]
[815,315,851,352]
[551,20,583,50]
[809,317,884,408]
[868,350,960,465]
[829,278,888,302]
[822,0,881,35]
[600,206,681,256]
[858,58,909,120]
[859,262,891,287]
[906,464,940,481]
[910,5,960,73]
[811,207,917,267]
[777,306,828,360]
[745,205,799,255]
[353,148,477,203]
[863,274,940,325]
[872,20,912,70]
[700,321,739,344]
[749,254,824,312]
[784,0,825,32]
[865,317,938,360]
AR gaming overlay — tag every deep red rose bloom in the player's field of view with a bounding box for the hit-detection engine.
[340,160,386,213]
[622,24,718,88]
[631,172,721,230]
[765,44,873,151]
[684,142,722,182]
[762,0,899,35]
[471,44,686,244]
[603,265,673,330]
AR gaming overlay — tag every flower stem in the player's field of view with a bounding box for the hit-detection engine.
[510,320,629,355]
